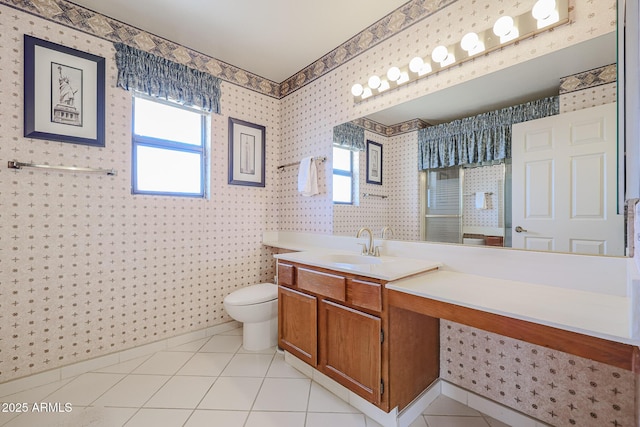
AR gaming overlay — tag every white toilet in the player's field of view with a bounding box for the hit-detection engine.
[223,283,278,351]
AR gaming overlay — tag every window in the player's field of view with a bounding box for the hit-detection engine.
[333,146,356,204]
[132,96,208,197]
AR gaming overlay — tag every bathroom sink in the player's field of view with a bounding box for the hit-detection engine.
[318,254,384,265]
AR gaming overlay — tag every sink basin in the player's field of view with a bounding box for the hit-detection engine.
[319,254,384,265]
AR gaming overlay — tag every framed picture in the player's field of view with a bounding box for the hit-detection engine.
[366,140,383,185]
[228,117,266,187]
[24,35,105,147]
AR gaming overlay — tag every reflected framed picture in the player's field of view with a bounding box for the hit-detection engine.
[366,140,383,185]
[23,35,105,147]
[228,117,266,187]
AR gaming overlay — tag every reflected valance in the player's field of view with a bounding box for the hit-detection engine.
[418,96,559,169]
[333,122,365,151]
[114,43,221,114]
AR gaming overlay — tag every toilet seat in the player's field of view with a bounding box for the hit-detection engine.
[224,283,277,305]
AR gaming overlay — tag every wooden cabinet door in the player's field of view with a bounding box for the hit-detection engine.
[318,299,382,405]
[278,286,317,366]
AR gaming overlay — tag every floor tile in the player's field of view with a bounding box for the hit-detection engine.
[197,376,263,410]
[2,406,87,427]
[80,406,138,426]
[266,353,308,378]
[184,410,248,427]
[253,377,311,411]
[176,352,233,377]
[306,412,367,427]
[131,351,193,375]
[93,375,170,407]
[93,356,151,374]
[221,353,274,377]
[166,338,209,352]
[45,372,125,406]
[144,376,216,409]
[424,415,491,427]
[218,327,243,336]
[408,415,429,427]
[199,335,242,353]
[244,411,307,427]
[424,395,483,417]
[237,345,277,355]
[307,382,359,413]
[124,408,192,427]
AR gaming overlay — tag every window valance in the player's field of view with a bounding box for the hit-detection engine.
[418,96,559,169]
[333,122,365,151]
[114,43,221,114]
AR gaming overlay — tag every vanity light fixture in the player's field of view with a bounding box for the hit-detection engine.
[532,0,559,29]
[351,0,569,102]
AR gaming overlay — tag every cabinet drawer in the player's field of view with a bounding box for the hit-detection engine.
[297,267,346,301]
[278,262,295,287]
[347,279,382,312]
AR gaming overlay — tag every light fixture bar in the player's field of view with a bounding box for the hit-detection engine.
[352,0,569,102]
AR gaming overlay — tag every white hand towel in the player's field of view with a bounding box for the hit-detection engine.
[298,156,319,196]
[475,191,487,209]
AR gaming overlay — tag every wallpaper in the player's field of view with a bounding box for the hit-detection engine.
[0,0,632,425]
[0,7,279,383]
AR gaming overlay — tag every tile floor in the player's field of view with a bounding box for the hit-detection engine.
[0,327,510,427]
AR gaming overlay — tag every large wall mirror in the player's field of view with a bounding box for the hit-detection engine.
[332,31,626,257]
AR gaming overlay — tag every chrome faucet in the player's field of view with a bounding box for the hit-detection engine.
[356,227,379,256]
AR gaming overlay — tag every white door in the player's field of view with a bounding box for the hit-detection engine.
[512,103,624,256]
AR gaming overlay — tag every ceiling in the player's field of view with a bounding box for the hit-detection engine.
[68,0,409,83]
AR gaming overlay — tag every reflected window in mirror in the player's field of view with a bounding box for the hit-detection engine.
[333,146,357,204]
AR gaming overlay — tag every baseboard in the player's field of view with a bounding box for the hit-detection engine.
[0,321,241,397]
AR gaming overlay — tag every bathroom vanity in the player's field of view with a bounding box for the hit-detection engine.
[274,251,442,412]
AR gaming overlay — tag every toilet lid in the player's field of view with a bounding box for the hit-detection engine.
[224,283,278,305]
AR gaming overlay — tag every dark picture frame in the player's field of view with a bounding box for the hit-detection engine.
[228,117,266,187]
[24,35,105,147]
[366,140,383,185]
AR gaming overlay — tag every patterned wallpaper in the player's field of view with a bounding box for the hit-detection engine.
[0,1,631,425]
[0,8,279,383]
[441,320,635,427]
[463,165,505,232]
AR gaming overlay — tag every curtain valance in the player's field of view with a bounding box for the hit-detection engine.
[333,122,365,151]
[114,43,221,114]
[418,96,559,169]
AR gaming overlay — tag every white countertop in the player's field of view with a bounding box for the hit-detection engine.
[273,250,442,281]
[387,270,635,345]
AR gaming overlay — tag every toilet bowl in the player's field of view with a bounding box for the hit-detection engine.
[223,283,278,351]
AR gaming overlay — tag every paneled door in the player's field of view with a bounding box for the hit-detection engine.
[512,103,623,256]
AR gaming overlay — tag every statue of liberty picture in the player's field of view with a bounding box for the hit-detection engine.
[52,62,82,126]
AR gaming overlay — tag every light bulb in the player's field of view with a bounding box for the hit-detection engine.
[409,57,424,73]
[431,45,449,63]
[461,32,485,56]
[493,16,519,43]
[532,0,556,20]
[351,83,364,97]
[532,0,559,28]
[431,45,455,66]
[368,75,381,89]
[387,66,401,82]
